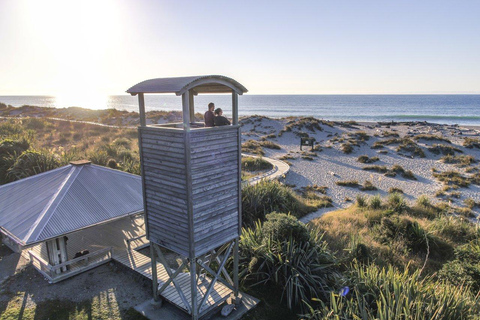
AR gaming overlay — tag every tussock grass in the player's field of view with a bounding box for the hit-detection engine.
[414,134,451,143]
[361,180,377,191]
[241,180,321,227]
[357,155,379,163]
[463,137,480,149]
[441,154,476,166]
[241,156,273,172]
[336,180,359,187]
[428,144,462,155]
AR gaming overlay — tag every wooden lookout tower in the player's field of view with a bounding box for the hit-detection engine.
[127,75,248,319]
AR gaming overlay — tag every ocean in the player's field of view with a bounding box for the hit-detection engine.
[1,94,480,126]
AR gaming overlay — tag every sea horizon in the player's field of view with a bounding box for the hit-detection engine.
[1,94,480,126]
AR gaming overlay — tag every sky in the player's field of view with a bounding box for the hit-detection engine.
[0,0,479,100]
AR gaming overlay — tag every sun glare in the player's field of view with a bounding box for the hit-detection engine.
[22,0,122,108]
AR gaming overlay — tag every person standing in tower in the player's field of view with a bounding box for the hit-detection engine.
[204,102,215,127]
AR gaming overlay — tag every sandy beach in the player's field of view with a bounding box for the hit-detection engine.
[239,116,480,222]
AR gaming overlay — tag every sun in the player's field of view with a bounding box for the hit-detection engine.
[21,0,122,108]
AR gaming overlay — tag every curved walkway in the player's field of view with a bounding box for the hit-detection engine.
[242,154,290,186]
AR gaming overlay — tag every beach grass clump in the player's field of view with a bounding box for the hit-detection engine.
[371,137,404,149]
[363,165,388,173]
[382,130,400,137]
[416,195,432,208]
[369,194,382,209]
[279,117,324,136]
[463,137,480,149]
[464,197,478,209]
[357,155,379,163]
[340,143,354,154]
[302,185,328,194]
[356,194,367,207]
[241,180,320,227]
[414,134,451,143]
[304,263,480,320]
[241,139,265,156]
[336,180,359,187]
[260,140,281,150]
[441,154,476,166]
[242,156,273,172]
[433,170,470,188]
[386,192,407,212]
[348,131,370,142]
[428,144,462,156]
[396,139,425,158]
[388,187,404,194]
[361,180,377,191]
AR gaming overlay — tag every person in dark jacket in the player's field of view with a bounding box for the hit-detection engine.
[204,102,215,127]
[214,108,231,126]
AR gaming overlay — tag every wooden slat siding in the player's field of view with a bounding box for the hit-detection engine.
[193,198,238,221]
[141,126,185,137]
[196,233,238,257]
[190,150,237,166]
[148,215,188,233]
[194,212,238,235]
[190,125,239,138]
[142,169,186,187]
[141,137,186,149]
[190,142,238,155]
[142,157,186,171]
[192,169,237,187]
[141,146,186,161]
[190,130,238,143]
[149,235,188,256]
[143,163,186,177]
[190,135,238,150]
[141,133,185,144]
[144,176,187,196]
[145,190,187,208]
[194,218,238,241]
[191,164,237,180]
[193,185,238,205]
[192,177,237,196]
[148,226,188,248]
[145,196,187,216]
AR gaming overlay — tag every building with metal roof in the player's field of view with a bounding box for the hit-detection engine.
[0,161,145,282]
[0,160,143,247]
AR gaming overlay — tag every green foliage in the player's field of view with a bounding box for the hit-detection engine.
[369,195,382,209]
[416,194,431,208]
[304,263,480,320]
[357,155,379,163]
[360,180,377,191]
[385,192,406,213]
[239,222,338,311]
[242,156,273,172]
[356,194,367,207]
[262,212,310,244]
[6,149,60,182]
[428,144,462,156]
[242,139,265,155]
[336,180,359,187]
[241,180,317,227]
[23,117,46,130]
[414,134,451,143]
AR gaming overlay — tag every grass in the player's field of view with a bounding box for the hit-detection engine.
[357,155,379,163]
[441,154,476,166]
[363,164,416,180]
[241,180,322,227]
[433,170,470,188]
[414,134,451,143]
[340,143,353,154]
[336,180,359,187]
[360,180,377,191]
[463,137,480,149]
[242,156,273,172]
[428,144,462,155]
[242,140,265,156]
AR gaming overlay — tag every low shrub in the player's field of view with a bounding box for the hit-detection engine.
[414,134,451,143]
[241,156,273,172]
[336,180,359,187]
[369,195,382,209]
[388,187,403,194]
[261,212,310,244]
[356,194,367,207]
[361,180,377,191]
[6,149,60,182]
[463,137,480,149]
[241,180,318,227]
[428,144,462,156]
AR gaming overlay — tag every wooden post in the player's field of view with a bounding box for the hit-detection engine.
[138,93,146,127]
[190,258,198,320]
[182,92,191,130]
[232,92,239,125]
[189,91,195,123]
[150,244,159,301]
